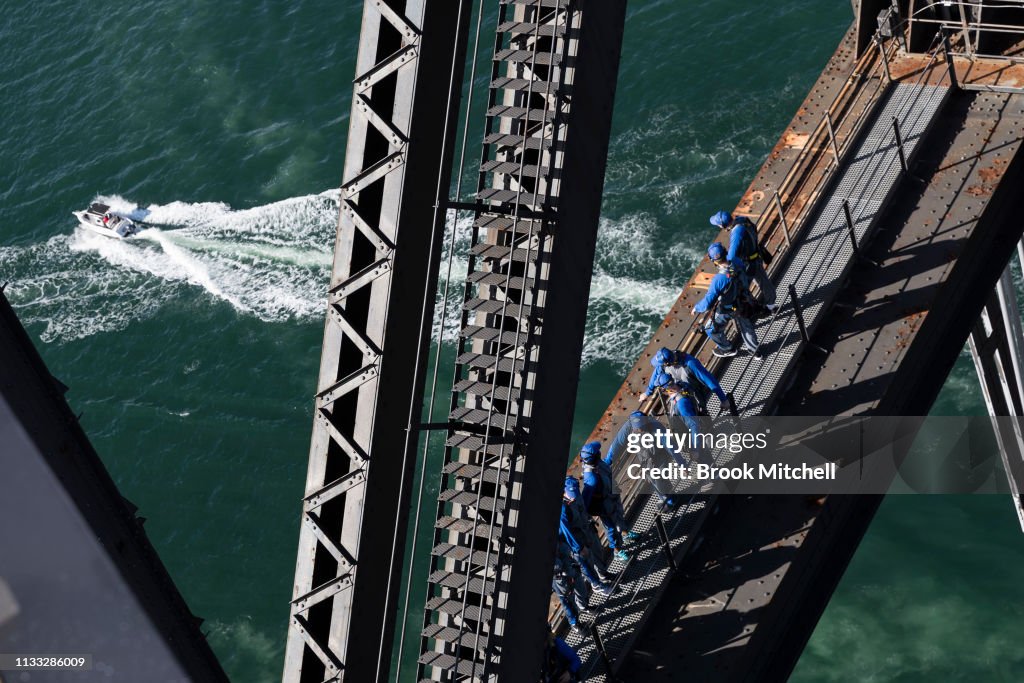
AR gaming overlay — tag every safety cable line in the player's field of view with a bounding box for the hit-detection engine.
[385,0,472,680]
[575,28,951,676]
[470,5,572,677]
[395,0,490,677]
[445,0,563,678]
[729,34,945,398]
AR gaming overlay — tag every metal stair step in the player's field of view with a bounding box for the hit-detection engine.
[485,105,553,125]
[435,515,478,534]
[494,48,561,66]
[500,0,566,10]
[425,596,486,622]
[469,241,540,262]
[438,488,500,512]
[455,351,526,373]
[467,270,530,289]
[480,159,548,179]
[477,187,545,206]
[464,297,533,320]
[450,406,520,429]
[422,624,489,650]
[496,20,565,37]
[443,461,511,485]
[427,569,496,596]
[475,213,545,236]
[431,543,500,568]
[490,76,558,95]
[483,131,554,150]
[459,324,532,346]
[417,651,482,677]
[446,431,519,456]
[453,379,522,403]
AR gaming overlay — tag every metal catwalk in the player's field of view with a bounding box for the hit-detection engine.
[567,80,950,680]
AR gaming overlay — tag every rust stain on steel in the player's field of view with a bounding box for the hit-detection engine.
[578,28,864,452]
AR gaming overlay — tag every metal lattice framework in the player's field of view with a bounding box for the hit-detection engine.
[418,0,576,679]
[284,2,470,681]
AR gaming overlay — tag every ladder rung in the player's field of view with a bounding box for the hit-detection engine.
[469,241,540,262]
[494,48,561,67]
[426,596,486,622]
[477,187,546,207]
[453,379,522,403]
[475,213,546,235]
[427,569,496,595]
[450,406,520,430]
[464,297,533,320]
[422,624,489,650]
[496,20,566,37]
[436,515,478,534]
[467,270,530,289]
[446,431,518,456]
[443,461,511,485]
[486,105,553,124]
[490,76,559,95]
[483,132,554,151]
[431,543,500,568]
[459,325,530,346]
[455,352,526,373]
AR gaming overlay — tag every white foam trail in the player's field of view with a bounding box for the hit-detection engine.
[6,193,690,362]
[3,191,340,341]
[138,229,249,311]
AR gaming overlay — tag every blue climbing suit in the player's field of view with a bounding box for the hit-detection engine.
[727,216,776,307]
[581,452,627,550]
[552,536,589,627]
[694,265,759,353]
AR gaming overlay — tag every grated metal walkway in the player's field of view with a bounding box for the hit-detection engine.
[566,81,949,681]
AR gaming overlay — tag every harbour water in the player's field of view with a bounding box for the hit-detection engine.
[2,1,1022,680]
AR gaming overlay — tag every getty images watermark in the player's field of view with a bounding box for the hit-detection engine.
[605,415,1024,495]
[623,429,837,483]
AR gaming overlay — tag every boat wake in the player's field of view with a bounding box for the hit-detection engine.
[3,192,687,369]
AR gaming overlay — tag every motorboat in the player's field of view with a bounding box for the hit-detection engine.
[72,202,140,239]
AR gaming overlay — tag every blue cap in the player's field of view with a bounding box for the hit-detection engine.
[710,211,732,227]
[708,242,727,262]
[580,441,602,461]
[651,347,673,367]
[564,477,580,500]
[630,410,645,417]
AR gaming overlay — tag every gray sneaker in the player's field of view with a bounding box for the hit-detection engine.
[712,347,738,358]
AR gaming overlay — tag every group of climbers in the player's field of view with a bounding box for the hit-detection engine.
[554,443,637,632]
[547,210,775,657]
[693,211,777,358]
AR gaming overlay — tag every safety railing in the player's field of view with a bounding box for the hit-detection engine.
[567,19,957,678]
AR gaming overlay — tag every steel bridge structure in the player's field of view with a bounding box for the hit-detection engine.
[285,1,1024,681]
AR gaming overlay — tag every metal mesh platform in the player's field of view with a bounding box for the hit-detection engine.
[566,81,949,681]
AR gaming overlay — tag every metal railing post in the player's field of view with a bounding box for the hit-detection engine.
[825,112,841,167]
[842,200,880,266]
[788,284,827,354]
[842,200,859,253]
[876,35,893,82]
[654,515,677,571]
[590,624,615,678]
[773,191,792,249]
[891,117,908,173]
[957,0,974,57]
[941,29,960,89]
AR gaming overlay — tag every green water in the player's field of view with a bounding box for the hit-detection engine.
[2,1,1021,681]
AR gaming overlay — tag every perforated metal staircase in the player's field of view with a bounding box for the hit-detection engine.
[565,80,951,683]
[418,0,577,679]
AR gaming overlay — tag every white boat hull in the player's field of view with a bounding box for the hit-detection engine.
[72,203,139,239]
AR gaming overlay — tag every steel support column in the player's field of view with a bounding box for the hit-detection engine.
[283,2,471,681]
[968,256,1024,531]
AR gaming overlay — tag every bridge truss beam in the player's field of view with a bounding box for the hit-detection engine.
[283,2,471,681]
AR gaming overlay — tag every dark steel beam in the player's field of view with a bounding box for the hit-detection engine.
[283,1,471,681]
